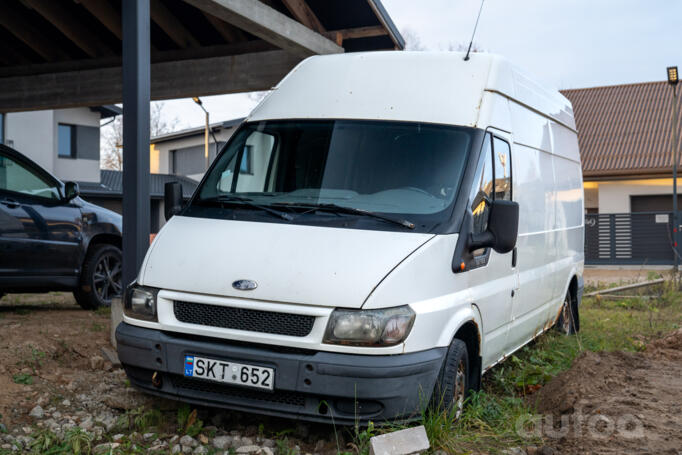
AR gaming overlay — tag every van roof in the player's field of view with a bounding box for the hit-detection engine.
[249,51,576,131]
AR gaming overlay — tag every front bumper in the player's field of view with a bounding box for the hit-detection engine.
[116,322,446,424]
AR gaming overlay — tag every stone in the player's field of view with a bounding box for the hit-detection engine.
[540,448,556,455]
[182,445,193,454]
[101,347,121,367]
[171,444,182,454]
[198,434,209,444]
[260,448,275,455]
[502,449,527,455]
[62,399,71,407]
[180,435,198,447]
[193,446,209,454]
[90,355,105,370]
[235,446,261,454]
[369,426,430,455]
[29,406,44,419]
[261,439,275,448]
[80,417,94,431]
[143,433,156,440]
[213,435,233,449]
[240,437,254,446]
[94,442,120,453]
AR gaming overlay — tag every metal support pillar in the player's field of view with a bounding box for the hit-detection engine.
[674,85,679,273]
[122,0,151,286]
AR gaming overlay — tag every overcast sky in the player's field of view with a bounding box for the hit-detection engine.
[157,0,682,131]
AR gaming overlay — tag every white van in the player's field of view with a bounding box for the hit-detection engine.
[116,52,584,424]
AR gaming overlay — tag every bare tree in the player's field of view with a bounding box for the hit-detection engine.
[100,101,179,171]
[401,28,426,51]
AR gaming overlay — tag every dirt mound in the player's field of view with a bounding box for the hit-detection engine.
[530,334,682,455]
[646,328,682,361]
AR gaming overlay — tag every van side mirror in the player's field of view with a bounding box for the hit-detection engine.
[164,182,183,220]
[64,181,80,201]
[469,200,519,254]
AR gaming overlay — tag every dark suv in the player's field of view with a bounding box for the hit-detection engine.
[0,144,122,309]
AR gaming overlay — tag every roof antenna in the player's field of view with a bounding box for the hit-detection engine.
[464,0,485,61]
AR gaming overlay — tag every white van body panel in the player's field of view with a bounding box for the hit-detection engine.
[139,215,433,309]
[126,51,583,371]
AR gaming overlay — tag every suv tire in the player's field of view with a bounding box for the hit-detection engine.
[74,244,122,310]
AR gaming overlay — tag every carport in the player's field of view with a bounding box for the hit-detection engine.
[0,0,404,284]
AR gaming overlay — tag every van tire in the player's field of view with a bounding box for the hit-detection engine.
[431,338,470,419]
[557,289,579,335]
[74,244,123,310]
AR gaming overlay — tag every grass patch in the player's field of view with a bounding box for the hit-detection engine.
[344,285,682,454]
[12,373,33,385]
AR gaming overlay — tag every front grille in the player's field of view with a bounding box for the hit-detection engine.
[173,301,315,337]
[170,375,306,407]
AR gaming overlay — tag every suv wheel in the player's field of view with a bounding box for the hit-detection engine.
[74,244,122,310]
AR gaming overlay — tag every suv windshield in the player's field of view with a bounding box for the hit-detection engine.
[189,120,475,232]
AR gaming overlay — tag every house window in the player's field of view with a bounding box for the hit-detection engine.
[58,124,76,158]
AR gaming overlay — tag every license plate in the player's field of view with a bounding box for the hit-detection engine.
[184,355,274,391]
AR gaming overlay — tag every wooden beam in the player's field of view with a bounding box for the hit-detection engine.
[202,11,247,43]
[0,50,302,112]
[182,0,342,56]
[0,3,71,62]
[150,0,201,48]
[324,25,387,42]
[280,0,325,34]
[0,40,277,78]
[23,0,115,58]
[79,0,123,40]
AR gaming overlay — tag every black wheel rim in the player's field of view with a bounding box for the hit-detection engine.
[93,253,122,305]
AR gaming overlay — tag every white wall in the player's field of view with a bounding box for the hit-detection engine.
[597,178,675,213]
[5,110,55,172]
[54,108,101,183]
[5,108,102,183]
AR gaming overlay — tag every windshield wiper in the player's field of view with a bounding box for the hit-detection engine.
[273,202,415,229]
[203,196,294,221]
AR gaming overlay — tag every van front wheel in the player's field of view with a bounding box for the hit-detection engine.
[431,338,469,419]
[557,290,579,335]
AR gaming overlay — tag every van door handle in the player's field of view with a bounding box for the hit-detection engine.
[0,198,20,209]
[511,247,517,267]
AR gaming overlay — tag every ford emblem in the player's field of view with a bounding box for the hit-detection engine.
[232,279,257,291]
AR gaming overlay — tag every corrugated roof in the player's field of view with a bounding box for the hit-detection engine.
[78,170,198,199]
[561,81,682,178]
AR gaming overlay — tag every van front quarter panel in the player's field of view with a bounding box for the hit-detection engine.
[116,51,584,424]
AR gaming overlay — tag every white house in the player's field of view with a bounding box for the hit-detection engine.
[1,106,120,183]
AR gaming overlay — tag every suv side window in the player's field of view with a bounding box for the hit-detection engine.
[0,152,60,200]
[469,133,493,237]
[493,137,512,201]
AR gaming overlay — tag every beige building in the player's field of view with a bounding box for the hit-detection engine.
[150,118,244,182]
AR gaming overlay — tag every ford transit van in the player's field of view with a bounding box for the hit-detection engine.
[116,52,584,424]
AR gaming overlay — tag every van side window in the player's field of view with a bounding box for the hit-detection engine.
[493,137,512,200]
[469,133,493,236]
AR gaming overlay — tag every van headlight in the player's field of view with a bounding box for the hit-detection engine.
[124,283,159,322]
[323,306,415,347]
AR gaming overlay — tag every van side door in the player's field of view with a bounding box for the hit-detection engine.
[465,131,517,368]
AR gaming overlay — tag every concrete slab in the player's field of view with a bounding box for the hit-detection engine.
[369,426,430,455]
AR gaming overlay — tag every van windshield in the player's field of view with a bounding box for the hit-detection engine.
[190,120,475,231]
